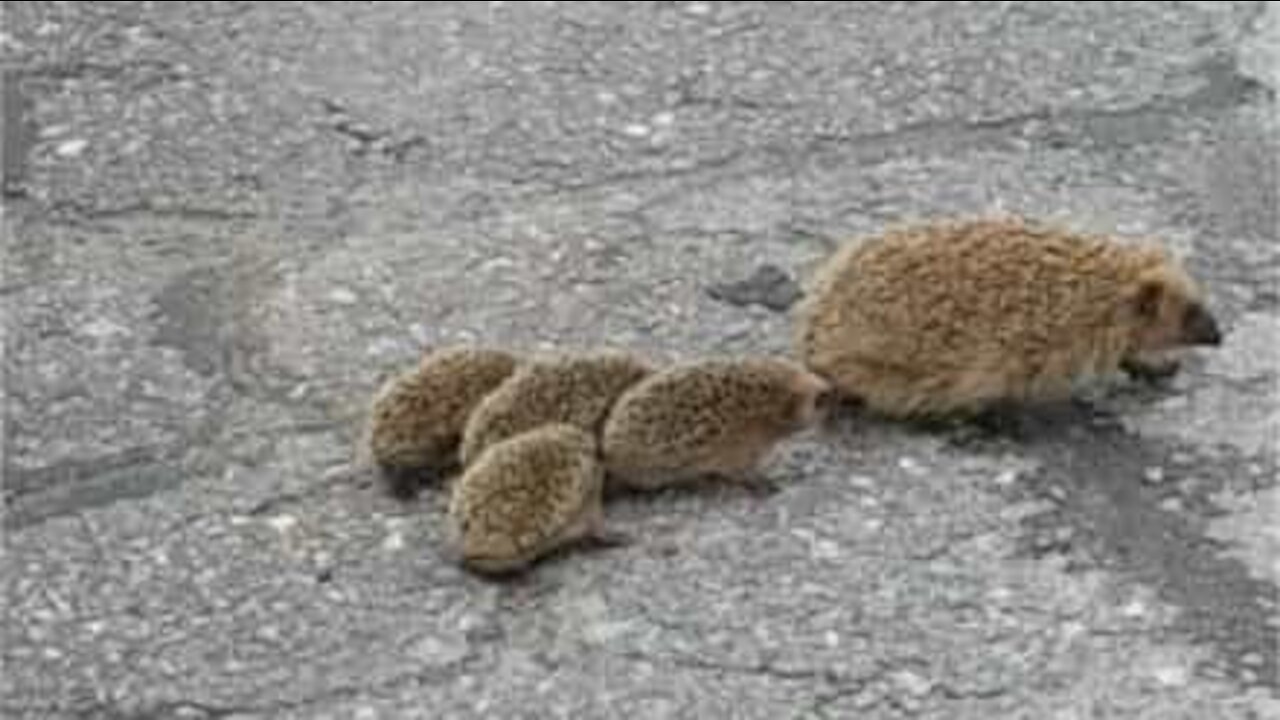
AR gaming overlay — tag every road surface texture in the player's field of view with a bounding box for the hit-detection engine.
[2,2,1277,718]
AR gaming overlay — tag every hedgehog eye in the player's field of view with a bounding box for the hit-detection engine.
[1132,279,1164,320]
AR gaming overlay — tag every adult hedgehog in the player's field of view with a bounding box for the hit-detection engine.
[795,217,1222,418]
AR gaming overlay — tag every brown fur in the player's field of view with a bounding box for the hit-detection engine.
[459,351,653,467]
[366,346,518,497]
[448,424,611,575]
[795,216,1222,417]
[601,358,831,491]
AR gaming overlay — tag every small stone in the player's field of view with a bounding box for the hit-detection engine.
[321,463,353,482]
[82,317,128,339]
[994,469,1020,486]
[55,138,88,157]
[266,515,297,533]
[898,457,925,475]
[892,669,933,697]
[1150,663,1189,687]
[1121,598,1149,619]
[1159,496,1183,513]
[329,288,358,305]
[1046,485,1069,503]
[382,531,405,552]
[622,123,651,138]
[685,2,712,15]
[1240,652,1265,667]
[39,123,69,139]
[705,264,801,312]
[1143,466,1166,485]
[652,111,676,127]
[848,475,876,491]
[814,539,841,560]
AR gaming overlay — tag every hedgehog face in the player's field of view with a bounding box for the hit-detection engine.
[1128,268,1222,353]
[788,370,836,428]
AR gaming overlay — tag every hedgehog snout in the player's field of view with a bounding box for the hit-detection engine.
[1183,304,1223,347]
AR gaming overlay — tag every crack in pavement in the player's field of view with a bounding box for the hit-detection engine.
[806,52,1272,163]
[460,51,1272,224]
[614,647,837,684]
[316,99,429,164]
[43,200,259,224]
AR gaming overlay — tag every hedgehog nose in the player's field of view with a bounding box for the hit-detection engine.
[1188,307,1223,346]
[813,384,841,416]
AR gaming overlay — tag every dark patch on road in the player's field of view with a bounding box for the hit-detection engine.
[3,445,183,529]
[2,69,35,198]
[971,402,1279,692]
[706,263,801,312]
[150,266,233,377]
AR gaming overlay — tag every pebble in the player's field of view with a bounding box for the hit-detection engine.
[55,138,88,157]
[898,457,926,475]
[267,515,298,533]
[892,669,934,697]
[329,288,358,305]
[848,474,877,491]
[382,531,405,552]
[1121,598,1149,619]
[1150,663,1189,687]
[1143,466,1166,485]
[994,469,1021,486]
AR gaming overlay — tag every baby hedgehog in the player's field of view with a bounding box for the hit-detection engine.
[795,216,1223,418]
[459,350,653,466]
[602,358,832,492]
[366,346,518,498]
[448,424,625,575]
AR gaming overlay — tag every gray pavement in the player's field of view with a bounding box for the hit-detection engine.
[1,2,1277,718]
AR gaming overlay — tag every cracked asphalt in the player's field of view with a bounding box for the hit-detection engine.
[2,2,1277,718]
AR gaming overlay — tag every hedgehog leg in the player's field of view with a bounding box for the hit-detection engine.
[574,503,632,550]
[581,528,633,549]
[930,404,1028,448]
[707,468,782,497]
[1121,354,1182,384]
[966,405,1028,441]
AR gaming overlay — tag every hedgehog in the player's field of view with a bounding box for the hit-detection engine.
[794,216,1223,419]
[447,424,627,575]
[364,346,519,498]
[458,350,653,467]
[601,358,833,493]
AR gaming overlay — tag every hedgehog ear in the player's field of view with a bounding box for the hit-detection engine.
[1130,277,1164,320]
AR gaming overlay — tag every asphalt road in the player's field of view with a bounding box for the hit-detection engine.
[2,2,1277,718]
